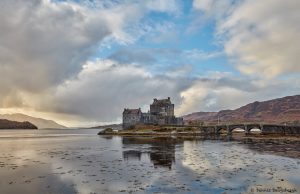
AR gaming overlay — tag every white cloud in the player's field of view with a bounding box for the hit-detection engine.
[220,0,300,78]
[177,0,300,116]
[146,0,181,14]
[193,0,214,12]
[193,0,300,78]
[188,0,234,33]
[166,64,193,78]
[177,75,300,115]
[0,0,182,115]
[176,77,250,115]
[183,49,223,60]
[29,59,191,124]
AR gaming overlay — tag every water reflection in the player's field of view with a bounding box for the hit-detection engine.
[240,138,300,158]
[123,150,142,161]
[0,138,80,194]
[122,137,183,169]
[0,130,300,194]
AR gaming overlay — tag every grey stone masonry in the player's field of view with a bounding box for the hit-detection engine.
[122,108,142,129]
[150,97,174,117]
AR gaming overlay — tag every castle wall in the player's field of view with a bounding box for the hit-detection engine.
[150,98,174,117]
[123,109,142,129]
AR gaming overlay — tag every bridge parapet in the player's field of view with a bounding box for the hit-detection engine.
[285,126,300,134]
[183,123,300,135]
[201,126,216,133]
[203,123,300,135]
[261,124,286,134]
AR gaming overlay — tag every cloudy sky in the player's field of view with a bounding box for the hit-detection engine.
[0,0,299,127]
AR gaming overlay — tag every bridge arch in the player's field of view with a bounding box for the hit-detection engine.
[231,127,246,133]
[216,125,227,134]
[245,124,262,134]
[248,127,262,134]
[228,124,246,133]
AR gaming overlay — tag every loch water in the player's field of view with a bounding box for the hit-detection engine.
[0,129,299,194]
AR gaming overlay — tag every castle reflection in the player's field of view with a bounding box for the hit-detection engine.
[123,150,142,161]
[122,137,184,169]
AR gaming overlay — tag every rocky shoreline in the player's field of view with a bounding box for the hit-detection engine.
[98,127,300,142]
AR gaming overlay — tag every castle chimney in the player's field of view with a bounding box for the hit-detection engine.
[168,97,170,100]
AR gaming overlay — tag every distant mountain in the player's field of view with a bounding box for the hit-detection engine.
[183,95,300,125]
[0,113,67,129]
[0,119,37,129]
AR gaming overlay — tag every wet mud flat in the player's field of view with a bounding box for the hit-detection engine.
[0,129,300,194]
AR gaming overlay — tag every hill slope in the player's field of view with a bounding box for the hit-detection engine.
[0,113,67,129]
[0,119,37,129]
[183,95,300,125]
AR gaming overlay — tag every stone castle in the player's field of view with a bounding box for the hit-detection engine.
[123,97,183,129]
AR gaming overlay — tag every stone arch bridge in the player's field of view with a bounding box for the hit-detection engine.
[198,123,300,135]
